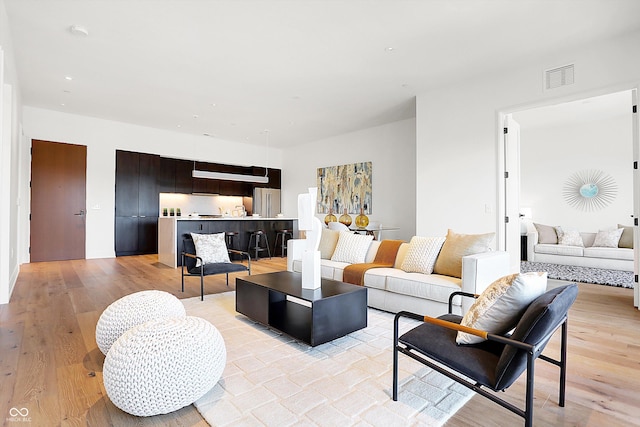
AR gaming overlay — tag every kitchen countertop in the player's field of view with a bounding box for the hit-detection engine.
[160,216,297,221]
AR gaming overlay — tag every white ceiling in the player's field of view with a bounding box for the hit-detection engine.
[4,0,640,148]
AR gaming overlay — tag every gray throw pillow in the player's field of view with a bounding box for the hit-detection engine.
[533,223,557,244]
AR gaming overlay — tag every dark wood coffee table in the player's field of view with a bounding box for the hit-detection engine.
[236,271,367,346]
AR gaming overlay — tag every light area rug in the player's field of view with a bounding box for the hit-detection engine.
[520,261,634,288]
[182,292,474,427]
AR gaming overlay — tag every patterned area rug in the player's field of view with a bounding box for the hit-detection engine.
[182,292,474,426]
[521,261,634,288]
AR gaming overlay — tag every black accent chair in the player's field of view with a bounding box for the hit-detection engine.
[181,238,251,301]
[393,284,578,427]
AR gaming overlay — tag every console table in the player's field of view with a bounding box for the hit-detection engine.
[235,271,367,346]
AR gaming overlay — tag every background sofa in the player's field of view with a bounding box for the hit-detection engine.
[526,226,633,272]
[287,230,510,316]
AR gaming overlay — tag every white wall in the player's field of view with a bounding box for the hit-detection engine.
[21,107,283,260]
[282,118,416,242]
[519,114,633,231]
[415,30,640,247]
[0,0,23,304]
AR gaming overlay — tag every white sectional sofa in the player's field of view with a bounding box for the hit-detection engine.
[526,229,633,271]
[287,235,510,317]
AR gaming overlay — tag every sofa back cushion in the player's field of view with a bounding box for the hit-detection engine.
[318,228,340,259]
[393,243,410,268]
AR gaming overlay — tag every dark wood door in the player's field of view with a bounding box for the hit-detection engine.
[30,140,87,262]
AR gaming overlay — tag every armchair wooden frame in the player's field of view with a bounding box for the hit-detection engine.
[181,239,251,301]
[393,290,571,427]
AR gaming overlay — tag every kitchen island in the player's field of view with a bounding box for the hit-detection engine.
[158,216,299,268]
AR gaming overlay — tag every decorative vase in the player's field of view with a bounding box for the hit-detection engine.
[339,209,352,227]
[324,209,337,225]
[355,208,369,228]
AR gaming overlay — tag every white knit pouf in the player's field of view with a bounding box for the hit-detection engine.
[103,316,226,417]
[95,290,186,355]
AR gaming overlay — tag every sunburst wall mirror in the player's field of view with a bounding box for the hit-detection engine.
[562,169,617,211]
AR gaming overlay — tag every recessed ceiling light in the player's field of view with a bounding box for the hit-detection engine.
[60,103,66,106]
[203,133,211,137]
[65,76,73,81]
[210,103,216,107]
[193,115,199,119]
[69,25,89,37]
[385,47,395,52]
[177,124,182,128]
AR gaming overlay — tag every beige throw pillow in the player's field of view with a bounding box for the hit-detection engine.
[330,231,373,264]
[401,236,446,274]
[191,232,230,266]
[533,223,557,244]
[433,230,495,278]
[618,224,634,249]
[318,228,340,259]
[456,272,548,345]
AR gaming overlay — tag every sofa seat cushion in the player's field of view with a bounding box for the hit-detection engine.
[583,246,634,261]
[534,244,583,257]
[364,268,461,304]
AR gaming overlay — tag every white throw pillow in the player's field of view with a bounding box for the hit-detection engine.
[555,226,584,247]
[318,228,340,259]
[401,236,446,274]
[456,272,548,345]
[593,228,624,248]
[191,232,230,266]
[330,231,374,264]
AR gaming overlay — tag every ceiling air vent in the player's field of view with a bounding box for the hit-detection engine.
[544,64,574,90]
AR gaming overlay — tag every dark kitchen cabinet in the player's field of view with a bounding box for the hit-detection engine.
[175,159,194,193]
[158,157,176,193]
[219,180,252,197]
[158,157,193,193]
[115,150,160,256]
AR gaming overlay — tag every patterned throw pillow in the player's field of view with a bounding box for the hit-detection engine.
[191,232,230,267]
[433,229,495,279]
[330,231,374,264]
[593,228,624,248]
[554,227,584,247]
[456,272,548,345]
[401,236,446,274]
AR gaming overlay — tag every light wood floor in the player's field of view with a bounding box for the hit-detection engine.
[1,256,639,426]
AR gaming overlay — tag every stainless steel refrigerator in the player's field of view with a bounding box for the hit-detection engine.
[253,188,281,218]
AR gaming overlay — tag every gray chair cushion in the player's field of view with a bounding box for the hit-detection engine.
[399,314,504,388]
[494,284,578,390]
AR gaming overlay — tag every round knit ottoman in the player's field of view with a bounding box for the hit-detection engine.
[103,316,226,417]
[95,290,186,355]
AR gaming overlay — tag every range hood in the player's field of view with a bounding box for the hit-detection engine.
[192,169,269,184]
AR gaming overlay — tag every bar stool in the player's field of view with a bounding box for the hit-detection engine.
[225,231,238,260]
[225,231,238,249]
[273,229,293,257]
[247,230,271,260]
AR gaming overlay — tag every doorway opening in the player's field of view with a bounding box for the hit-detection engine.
[498,88,639,308]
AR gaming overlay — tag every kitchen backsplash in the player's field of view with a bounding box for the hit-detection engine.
[159,193,252,217]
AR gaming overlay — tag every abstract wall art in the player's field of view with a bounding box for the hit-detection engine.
[317,161,372,214]
[562,169,617,211]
